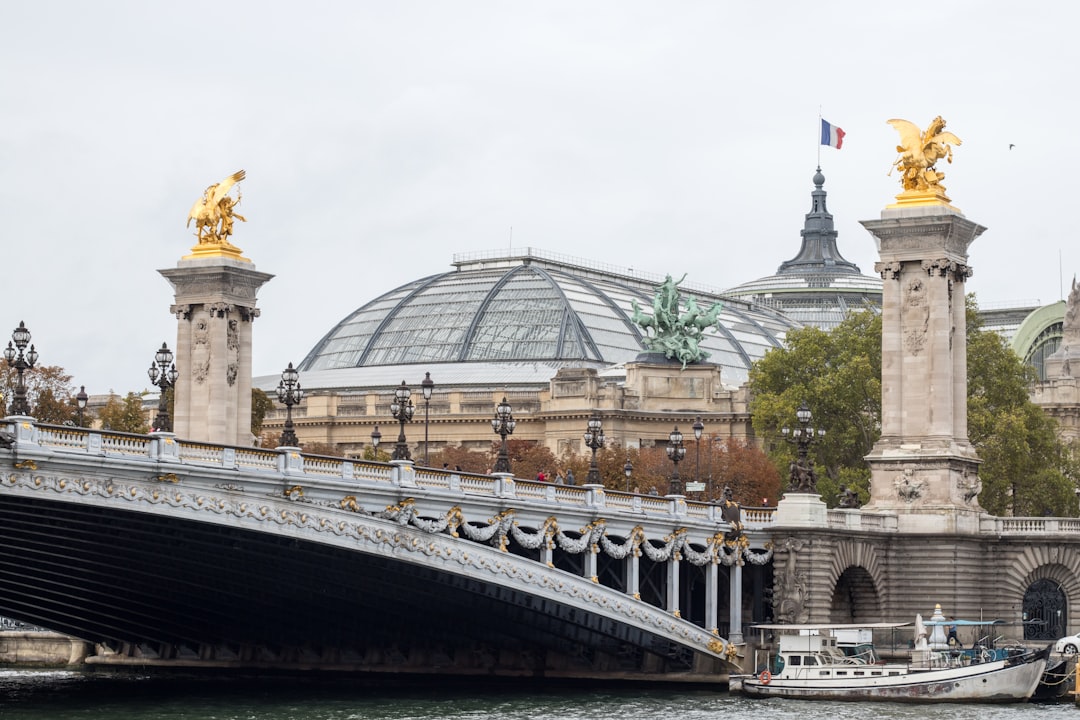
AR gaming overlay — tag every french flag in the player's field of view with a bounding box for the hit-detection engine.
[821,119,845,149]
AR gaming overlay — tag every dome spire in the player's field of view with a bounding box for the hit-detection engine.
[775,168,860,277]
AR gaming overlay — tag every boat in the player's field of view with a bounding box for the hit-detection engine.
[730,619,1051,703]
[921,613,1073,701]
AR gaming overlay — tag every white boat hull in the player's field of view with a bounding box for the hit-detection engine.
[733,654,1048,703]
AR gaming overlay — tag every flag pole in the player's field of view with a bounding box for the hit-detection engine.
[817,108,822,168]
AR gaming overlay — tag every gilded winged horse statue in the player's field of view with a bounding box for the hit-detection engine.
[187,170,246,244]
[887,117,961,194]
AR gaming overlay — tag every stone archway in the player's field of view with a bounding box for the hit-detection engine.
[830,566,881,624]
[1023,578,1067,641]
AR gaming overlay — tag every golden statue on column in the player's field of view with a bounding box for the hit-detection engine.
[887,117,962,209]
[184,169,249,261]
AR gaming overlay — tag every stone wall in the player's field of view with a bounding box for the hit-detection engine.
[0,631,90,666]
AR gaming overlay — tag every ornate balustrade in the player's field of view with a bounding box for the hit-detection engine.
[6,421,775,548]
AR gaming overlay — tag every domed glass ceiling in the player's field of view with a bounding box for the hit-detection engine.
[298,250,798,387]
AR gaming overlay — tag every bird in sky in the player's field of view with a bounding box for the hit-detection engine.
[1009,144,1015,150]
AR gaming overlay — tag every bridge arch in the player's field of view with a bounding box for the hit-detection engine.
[825,540,885,623]
[999,545,1080,636]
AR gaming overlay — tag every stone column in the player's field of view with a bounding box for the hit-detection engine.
[728,562,743,644]
[584,545,598,583]
[627,551,640,600]
[160,256,273,446]
[861,206,985,532]
[705,561,718,635]
[667,557,680,617]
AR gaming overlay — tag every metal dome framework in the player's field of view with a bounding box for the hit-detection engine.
[298,249,798,388]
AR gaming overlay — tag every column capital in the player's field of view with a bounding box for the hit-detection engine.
[874,260,902,280]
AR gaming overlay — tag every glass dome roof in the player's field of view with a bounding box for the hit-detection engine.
[298,249,799,388]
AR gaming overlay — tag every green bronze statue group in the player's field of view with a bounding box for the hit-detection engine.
[631,274,723,368]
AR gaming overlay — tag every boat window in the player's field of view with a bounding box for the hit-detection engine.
[836,671,847,676]
[888,671,900,676]
[854,671,865,676]
[804,656,818,666]
[788,656,802,666]
[871,671,881,676]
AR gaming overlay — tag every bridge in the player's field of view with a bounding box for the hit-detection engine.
[0,418,773,680]
[5,417,1080,680]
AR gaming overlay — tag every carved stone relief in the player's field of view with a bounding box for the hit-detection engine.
[903,276,929,355]
[192,313,211,384]
[957,469,981,504]
[773,537,809,624]
[227,319,240,387]
[895,469,924,502]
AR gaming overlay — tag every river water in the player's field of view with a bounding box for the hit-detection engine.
[0,669,1076,720]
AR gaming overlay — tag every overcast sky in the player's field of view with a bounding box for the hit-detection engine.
[2,1,1076,396]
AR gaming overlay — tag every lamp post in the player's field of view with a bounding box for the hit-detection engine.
[692,416,704,487]
[75,385,88,427]
[624,456,633,492]
[276,362,303,447]
[390,380,415,461]
[420,372,434,466]
[370,425,381,457]
[666,425,686,494]
[583,412,604,484]
[147,342,179,432]
[782,401,826,493]
[491,396,516,474]
[4,321,38,416]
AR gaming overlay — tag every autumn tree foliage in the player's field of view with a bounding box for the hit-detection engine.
[97,392,150,434]
[429,444,489,473]
[713,438,783,506]
[0,363,84,425]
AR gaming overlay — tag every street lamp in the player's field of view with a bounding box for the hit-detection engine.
[624,456,634,492]
[421,372,434,466]
[276,362,303,447]
[390,380,415,461]
[4,321,38,416]
[782,401,826,493]
[75,385,88,427]
[491,396,516,473]
[692,416,704,486]
[147,342,179,432]
[666,425,686,494]
[370,425,381,457]
[583,412,604,484]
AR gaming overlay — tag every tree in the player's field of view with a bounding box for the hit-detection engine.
[430,444,488,473]
[712,438,783,507]
[251,388,273,436]
[493,439,558,481]
[748,301,1078,514]
[749,310,882,505]
[0,363,81,424]
[298,441,337,456]
[97,392,150,434]
[966,299,1076,516]
[360,445,392,462]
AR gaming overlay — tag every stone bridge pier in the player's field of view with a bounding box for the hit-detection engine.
[756,196,1080,653]
[765,513,1080,644]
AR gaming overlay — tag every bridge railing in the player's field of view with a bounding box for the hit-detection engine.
[12,422,776,531]
[982,516,1080,534]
